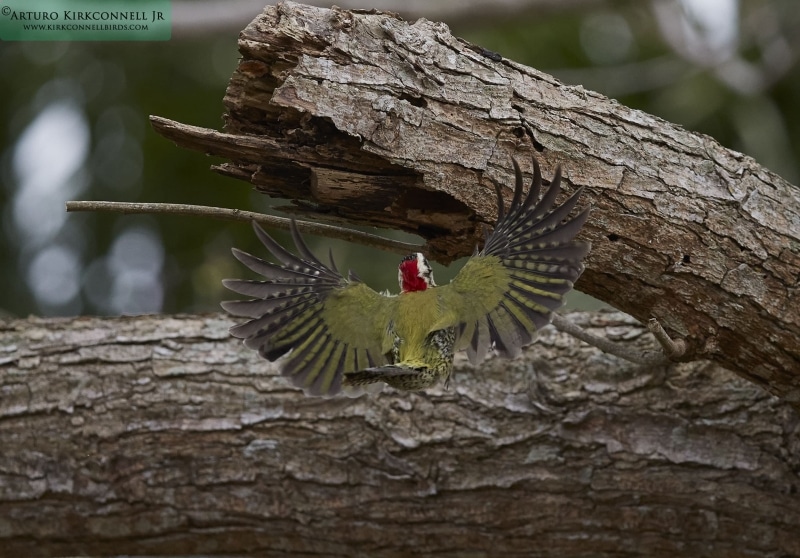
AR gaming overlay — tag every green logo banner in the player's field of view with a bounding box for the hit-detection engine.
[0,0,171,41]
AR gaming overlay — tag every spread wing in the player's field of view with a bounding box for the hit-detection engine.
[440,155,591,364]
[221,221,394,396]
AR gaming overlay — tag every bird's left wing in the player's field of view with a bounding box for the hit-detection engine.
[436,155,591,364]
[221,221,395,395]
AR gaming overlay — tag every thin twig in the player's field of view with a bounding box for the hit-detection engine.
[647,317,687,358]
[65,201,423,255]
[550,313,673,366]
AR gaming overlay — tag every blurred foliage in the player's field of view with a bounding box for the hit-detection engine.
[1,0,797,318]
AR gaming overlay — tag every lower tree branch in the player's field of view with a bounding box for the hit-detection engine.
[1,312,797,556]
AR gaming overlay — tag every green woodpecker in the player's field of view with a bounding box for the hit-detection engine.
[222,156,590,395]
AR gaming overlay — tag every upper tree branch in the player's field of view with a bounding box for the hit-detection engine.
[149,1,800,405]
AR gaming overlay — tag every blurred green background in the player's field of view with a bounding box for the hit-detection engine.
[1,0,798,318]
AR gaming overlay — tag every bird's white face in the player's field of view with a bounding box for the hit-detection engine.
[398,252,435,293]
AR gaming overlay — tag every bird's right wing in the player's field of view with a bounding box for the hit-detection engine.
[221,222,395,395]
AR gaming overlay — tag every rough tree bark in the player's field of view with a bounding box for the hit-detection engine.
[1,313,798,556]
[2,2,799,556]
[151,2,800,407]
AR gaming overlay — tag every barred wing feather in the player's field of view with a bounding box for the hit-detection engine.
[221,222,394,396]
[443,156,590,364]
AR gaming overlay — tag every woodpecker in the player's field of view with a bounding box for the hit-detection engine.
[222,155,590,395]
